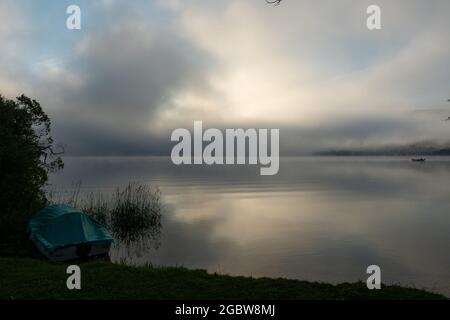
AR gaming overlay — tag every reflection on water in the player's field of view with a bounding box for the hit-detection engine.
[49,156,450,296]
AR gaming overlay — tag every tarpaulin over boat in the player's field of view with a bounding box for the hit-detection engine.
[28,204,113,254]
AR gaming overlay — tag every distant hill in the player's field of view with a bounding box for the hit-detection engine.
[315,142,450,156]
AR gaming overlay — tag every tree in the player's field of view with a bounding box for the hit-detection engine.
[0,94,63,249]
[266,0,283,5]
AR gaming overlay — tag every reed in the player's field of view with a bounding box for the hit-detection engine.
[47,182,163,245]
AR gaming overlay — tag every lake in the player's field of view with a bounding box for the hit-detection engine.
[49,156,450,296]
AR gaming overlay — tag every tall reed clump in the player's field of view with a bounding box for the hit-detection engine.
[47,183,163,246]
[108,184,162,244]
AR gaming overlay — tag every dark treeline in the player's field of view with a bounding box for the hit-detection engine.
[0,95,63,253]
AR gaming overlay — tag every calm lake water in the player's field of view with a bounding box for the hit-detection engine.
[49,156,450,296]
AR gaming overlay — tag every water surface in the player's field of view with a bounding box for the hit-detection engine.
[49,156,450,296]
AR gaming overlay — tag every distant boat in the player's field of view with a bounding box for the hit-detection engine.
[28,204,113,261]
[411,158,426,162]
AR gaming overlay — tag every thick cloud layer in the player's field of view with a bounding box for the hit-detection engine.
[2,0,450,155]
[46,23,210,155]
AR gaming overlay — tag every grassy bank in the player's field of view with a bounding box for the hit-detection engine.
[0,257,445,300]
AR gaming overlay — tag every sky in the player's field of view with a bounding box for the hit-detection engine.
[1,0,450,155]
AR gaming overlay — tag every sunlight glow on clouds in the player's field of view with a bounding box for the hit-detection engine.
[1,0,450,154]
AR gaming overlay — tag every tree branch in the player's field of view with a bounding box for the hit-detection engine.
[266,0,283,6]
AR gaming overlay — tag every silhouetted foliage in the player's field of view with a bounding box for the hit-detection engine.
[266,0,283,6]
[0,94,63,250]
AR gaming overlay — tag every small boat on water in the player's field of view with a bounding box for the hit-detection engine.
[28,204,113,261]
[411,158,426,162]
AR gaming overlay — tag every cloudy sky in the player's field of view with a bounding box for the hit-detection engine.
[1,0,450,155]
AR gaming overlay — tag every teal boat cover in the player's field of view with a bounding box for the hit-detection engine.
[28,204,113,253]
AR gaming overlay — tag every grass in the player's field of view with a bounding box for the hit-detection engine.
[0,257,446,300]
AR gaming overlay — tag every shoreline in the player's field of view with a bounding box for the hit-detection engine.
[0,257,446,300]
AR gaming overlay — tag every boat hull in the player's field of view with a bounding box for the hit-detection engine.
[33,240,112,262]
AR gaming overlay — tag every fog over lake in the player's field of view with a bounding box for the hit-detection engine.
[49,156,450,296]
